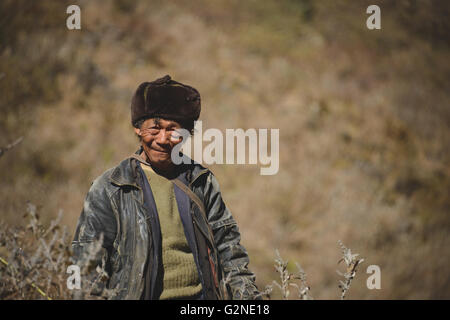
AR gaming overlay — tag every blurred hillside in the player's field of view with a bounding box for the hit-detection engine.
[1,0,449,299]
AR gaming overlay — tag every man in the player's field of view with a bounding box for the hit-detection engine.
[72,75,260,300]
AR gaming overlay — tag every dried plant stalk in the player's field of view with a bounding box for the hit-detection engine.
[336,240,364,300]
[0,203,116,300]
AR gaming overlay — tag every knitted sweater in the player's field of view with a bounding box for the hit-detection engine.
[141,164,202,299]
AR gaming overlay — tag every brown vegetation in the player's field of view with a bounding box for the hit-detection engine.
[1,0,449,299]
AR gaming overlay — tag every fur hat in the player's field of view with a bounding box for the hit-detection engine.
[131,75,201,127]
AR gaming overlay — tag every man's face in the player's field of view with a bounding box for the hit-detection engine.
[134,118,183,171]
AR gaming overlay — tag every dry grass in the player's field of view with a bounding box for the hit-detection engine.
[1,0,449,299]
[0,204,363,300]
[0,204,114,300]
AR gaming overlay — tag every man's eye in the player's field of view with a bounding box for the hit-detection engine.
[141,127,160,135]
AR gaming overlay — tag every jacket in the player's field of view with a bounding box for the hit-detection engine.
[72,148,260,300]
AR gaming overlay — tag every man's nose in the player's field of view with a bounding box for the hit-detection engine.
[155,129,170,145]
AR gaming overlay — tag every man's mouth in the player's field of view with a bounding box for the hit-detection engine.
[151,147,170,154]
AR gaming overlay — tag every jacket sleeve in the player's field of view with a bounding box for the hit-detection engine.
[202,172,261,300]
[71,173,117,296]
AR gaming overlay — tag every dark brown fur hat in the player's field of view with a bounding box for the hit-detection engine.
[131,75,201,127]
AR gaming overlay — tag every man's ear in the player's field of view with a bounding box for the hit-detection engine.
[134,127,141,136]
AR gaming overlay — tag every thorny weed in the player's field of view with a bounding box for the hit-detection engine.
[261,242,364,300]
[258,249,312,300]
[336,240,364,300]
[0,203,116,299]
[0,137,23,159]
[1,203,364,300]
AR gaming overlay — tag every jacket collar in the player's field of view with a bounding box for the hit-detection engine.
[109,154,141,188]
[109,146,210,188]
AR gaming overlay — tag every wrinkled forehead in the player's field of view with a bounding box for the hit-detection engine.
[142,117,182,128]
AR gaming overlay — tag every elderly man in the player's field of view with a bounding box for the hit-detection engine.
[72,75,260,300]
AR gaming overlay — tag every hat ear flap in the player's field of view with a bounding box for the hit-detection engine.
[131,82,150,127]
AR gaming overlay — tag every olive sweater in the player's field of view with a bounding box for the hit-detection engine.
[141,164,202,300]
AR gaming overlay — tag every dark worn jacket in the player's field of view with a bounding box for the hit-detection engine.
[72,148,260,300]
